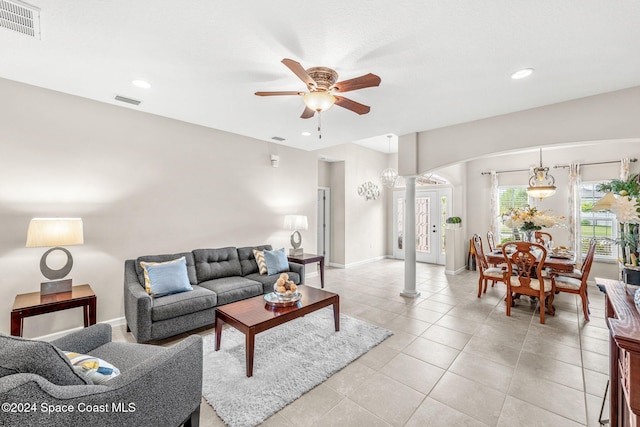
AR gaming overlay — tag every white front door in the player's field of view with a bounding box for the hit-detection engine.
[393,188,451,264]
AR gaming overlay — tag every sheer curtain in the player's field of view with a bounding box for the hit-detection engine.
[568,163,582,265]
[490,171,500,237]
[621,157,631,180]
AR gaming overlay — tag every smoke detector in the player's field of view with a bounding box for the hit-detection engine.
[0,0,41,39]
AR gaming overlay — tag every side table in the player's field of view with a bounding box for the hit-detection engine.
[287,253,325,288]
[11,284,97,337]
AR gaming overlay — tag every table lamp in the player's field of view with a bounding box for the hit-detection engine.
[26,218,84,295]
[284,215,308,256]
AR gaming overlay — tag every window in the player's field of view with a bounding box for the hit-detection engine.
[498,186,529,243]
[580,182,616,259]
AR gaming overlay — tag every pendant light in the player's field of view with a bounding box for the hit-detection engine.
[381,135,398,188]
[527,148,556,199]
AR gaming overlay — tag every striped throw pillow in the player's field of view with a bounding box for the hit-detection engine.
[64,352,120,385]
[253,249,267,275]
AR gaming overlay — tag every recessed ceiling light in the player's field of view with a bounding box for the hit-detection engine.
[301,131,311,136]
[511,68,534,80]
[132,79,151,89]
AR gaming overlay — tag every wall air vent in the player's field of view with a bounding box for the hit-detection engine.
[271,136,285,141]
[0,0,40,39]
[114,95,141,106]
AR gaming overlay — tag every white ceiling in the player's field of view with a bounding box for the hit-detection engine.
[2,1,639,153]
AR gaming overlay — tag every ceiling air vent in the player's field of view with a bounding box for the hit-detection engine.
[0,0,41,39]
[114,95,141,106]
[271,136,285,142]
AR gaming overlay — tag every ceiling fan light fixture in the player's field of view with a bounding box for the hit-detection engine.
[303,91,336,112]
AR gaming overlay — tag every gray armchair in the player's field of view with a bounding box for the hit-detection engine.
[0,324,202,426]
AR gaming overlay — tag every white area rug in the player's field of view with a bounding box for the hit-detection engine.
[201,308,393,427]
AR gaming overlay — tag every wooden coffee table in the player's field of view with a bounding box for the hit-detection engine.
[214,286,339,377]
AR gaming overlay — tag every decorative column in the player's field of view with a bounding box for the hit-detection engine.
[401,176,420,298]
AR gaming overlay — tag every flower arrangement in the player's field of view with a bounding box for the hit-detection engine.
[502,205,565,232]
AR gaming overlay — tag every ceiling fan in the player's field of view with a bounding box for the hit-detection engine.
[255,58,381,120]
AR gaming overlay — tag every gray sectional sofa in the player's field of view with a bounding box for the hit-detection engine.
[124,245,304,343]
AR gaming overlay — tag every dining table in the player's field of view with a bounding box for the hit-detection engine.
[485,249,576,273]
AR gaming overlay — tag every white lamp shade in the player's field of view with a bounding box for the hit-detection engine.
[284,215,308,231]
[26,218,84,247]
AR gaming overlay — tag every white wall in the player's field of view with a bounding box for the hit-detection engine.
[0,78,319,337]
[409,86,640,174]
[315,144,390,266]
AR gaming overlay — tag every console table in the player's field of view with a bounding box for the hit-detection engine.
[600,277,640,426]
[287,253,325,288]
[11,284,97,337]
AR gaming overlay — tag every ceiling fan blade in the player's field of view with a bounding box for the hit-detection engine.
[334,96,371,115]
[300,107,315,119]
[255,91,305,96]
[282,58,317,89]
[333,73,381,93]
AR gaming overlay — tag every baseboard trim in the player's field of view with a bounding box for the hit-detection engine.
[35,316,126,342]
[328,255,388,269]
[445,266,467,276]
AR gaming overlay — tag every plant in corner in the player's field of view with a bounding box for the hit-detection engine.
[596,173,640,266]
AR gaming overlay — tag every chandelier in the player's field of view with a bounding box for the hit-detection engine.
[527,148,556,199]
[381,135,398,188]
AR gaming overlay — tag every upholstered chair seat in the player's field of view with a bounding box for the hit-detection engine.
[553,275,582,290]
[508,277,552,292]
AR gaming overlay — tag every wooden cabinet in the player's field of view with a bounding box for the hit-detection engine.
[601,278,640,426]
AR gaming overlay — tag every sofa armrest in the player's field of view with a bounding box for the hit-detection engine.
[0,335,203,426]
[50,323,112,353]
[123,259,153,342]
[288,261,305,285]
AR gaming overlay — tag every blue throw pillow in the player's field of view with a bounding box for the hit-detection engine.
[264,248,289,276]
[143,256,193,297]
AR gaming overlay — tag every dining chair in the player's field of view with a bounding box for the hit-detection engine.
[487,230,497,252]
[534,231,553,247]
[502,241,554,324]
[472,234,508,298]
[551,238,596,321]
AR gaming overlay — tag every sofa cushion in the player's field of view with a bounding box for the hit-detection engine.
[264,248,290,275]
[88,342,165,373]
[141,256,193,297]
[0,334,89,385]
[238,245,272,276]
[135,252,197,287]
[198,277,263,305]
[245,271,301,293]
[193,247,242,282]
[151,284,217,322]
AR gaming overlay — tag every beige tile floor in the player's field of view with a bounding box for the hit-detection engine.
[113,259,611,427]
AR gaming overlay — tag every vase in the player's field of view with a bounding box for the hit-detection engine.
[523,230,534,242]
